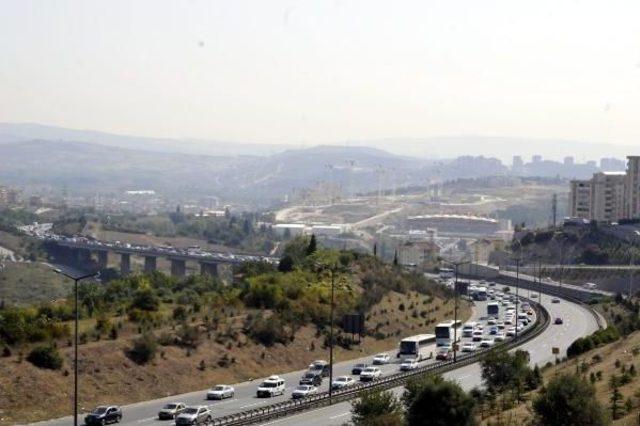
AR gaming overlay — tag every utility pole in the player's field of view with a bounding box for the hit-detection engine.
[443,258,470,362]
[552,193,557,228]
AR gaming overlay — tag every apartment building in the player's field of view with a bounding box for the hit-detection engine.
[569,156,640,222]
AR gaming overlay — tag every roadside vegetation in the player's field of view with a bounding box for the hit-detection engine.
[0,236,466,423]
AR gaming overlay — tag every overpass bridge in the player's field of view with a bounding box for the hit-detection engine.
[44,237,278,278]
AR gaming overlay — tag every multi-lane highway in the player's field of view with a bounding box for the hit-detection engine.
[36,284,597,426]
[250,289,601,426]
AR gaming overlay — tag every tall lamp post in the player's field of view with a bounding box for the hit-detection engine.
[52,267,98,426]
[443,258,470,362]
[511,239,523,342]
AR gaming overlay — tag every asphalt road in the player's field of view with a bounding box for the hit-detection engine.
[256,288,600,426]
[38,294,503,426]
[35,283,593,426]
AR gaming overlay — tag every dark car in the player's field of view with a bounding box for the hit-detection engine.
[308,360,330,377]
[85,406,122,425]
[299,370,323,386]
[351,363,368,375]
[555,317,563,325]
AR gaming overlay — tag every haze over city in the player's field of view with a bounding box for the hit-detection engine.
[3,0,640,159]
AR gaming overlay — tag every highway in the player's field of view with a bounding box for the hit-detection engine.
[35,285,597,426]
[38,297,495,426]
[253,288,601,426]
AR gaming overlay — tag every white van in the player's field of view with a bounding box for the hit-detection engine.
[462,322,477,337]
[256,375,286,397]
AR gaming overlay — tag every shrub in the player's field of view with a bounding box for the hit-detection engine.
[27,345,63,370]
[127,333,157,364]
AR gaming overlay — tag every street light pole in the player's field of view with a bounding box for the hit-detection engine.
[52,268,97,426]
[443,259,470,363]
[329,267,335,403]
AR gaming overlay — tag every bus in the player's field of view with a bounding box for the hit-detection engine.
[435,320,462,348]
[487,302,500,317]
[474,286,487,301]
[398,334,436,361]
[439,268,454,279]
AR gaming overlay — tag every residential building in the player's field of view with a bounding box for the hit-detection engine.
[569,179,592,219]
[397,241,440,270]
[626,156,640,219]
[590,172,625,222]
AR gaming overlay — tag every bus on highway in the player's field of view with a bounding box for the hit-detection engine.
[487,302,500,317]
[439,268,454,279]
[435,320,462,348]
[398,334,436,361]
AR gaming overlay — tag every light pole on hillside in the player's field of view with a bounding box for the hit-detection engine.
[511,238,523,342]
[443,258,470,362]
[51,267,99,426]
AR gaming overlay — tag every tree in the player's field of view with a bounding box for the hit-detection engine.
[406,379,475,426]
[610,385,623,420]
[351,388,403,426]
[306,234,317,256]
[532,373,607,426]
[78,281,104,317]
[393,250,398,266]
[27,344,63,370]
[402,375,444,410]
[127,333,157,364]
[481,349,532,393]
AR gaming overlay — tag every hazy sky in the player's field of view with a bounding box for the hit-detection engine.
[2,0,640,146]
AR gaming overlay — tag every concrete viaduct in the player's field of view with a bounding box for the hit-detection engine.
[49,239,277,278]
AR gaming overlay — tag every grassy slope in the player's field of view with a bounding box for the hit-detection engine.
[0,262,72,305]
[0,292,471,424]
[479,331,640,425]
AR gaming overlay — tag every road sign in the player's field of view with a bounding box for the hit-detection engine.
[552,347,560,355]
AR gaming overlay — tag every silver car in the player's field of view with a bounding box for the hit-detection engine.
[175,406,211,425]
[158,402,186,420]
[206,384,235,400]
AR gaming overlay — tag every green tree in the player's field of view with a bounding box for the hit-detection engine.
[481,349,532,393]
[278,255,294,273]
[351,388,403,426]
[610,385,623,420]
[78,281,104,317]
[402,375,444,410]
[406,379,475,426]
[306,234,317,256]
[127,332,157,364]
[532,373,607,426]
[27,344,63,370]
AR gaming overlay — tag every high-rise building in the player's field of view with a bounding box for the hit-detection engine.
[601,157,626,171]
[590,172,625,222]
[626,156,640,219]
[512,156,523,169]
[532,155,542,163]
[569,180,592,219]
[563,156,575,166]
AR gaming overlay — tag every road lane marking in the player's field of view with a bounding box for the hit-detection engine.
[329,412,350,419]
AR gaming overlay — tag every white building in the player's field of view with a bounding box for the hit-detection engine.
[273,223,307,237]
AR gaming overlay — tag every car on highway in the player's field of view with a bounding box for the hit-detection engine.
[206,384,235,400]
[373,353,391,365]
[257,375,286,397]
[308,360,330,377]
[175,406,212,426]
[552,297,561,303]
[400,358,419,371]
[494,332,506,342]
[157,402,186,420]
[461,342,476,352]
[472,329,483,341]
[506,327,516,337]
[530,293,538,298]
[84,406,122,425]
[555,317,564,325]
[331,376,356,389]
[496,320,505,329]
[489,326,499,335]
[360,366,382,381]
[292,385,318,399]
[351,363,368,375]
[436,347,452,360]
[480,338,494,348]
[299,370,323,386]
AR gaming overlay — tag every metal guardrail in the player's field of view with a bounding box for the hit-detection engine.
[210,298,551,426]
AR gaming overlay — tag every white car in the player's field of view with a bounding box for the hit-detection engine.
[372,353,390,365]
[400,358,419,371]
[494,332,506,342]
[552,297,561,303]
[291,385,318,399]
[206,384,235,400]
[506,327,516,337]
[480,338,494,348]
[256,376,286,397]
[472,330,483,341]
[487,317,497,325]
[360,366,382,381]
[331,376,356,389]
[461,342,476,352]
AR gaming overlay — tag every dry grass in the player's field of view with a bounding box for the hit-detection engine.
[0,292,471,424]
[479,331,640,425]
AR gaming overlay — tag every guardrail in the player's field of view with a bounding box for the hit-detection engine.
[210,298,551,426]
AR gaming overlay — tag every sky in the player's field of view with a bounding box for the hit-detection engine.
[2,0,640,148]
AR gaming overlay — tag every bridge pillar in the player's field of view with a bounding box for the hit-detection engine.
[120,253,131,276]
[76,248,92,264]
[144,256,157,273]
[170,259,186,277]
[200,262,219,277]
[96,250,109,269]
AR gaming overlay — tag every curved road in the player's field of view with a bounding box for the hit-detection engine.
[252,289,600,426]
[36,287,597,426]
